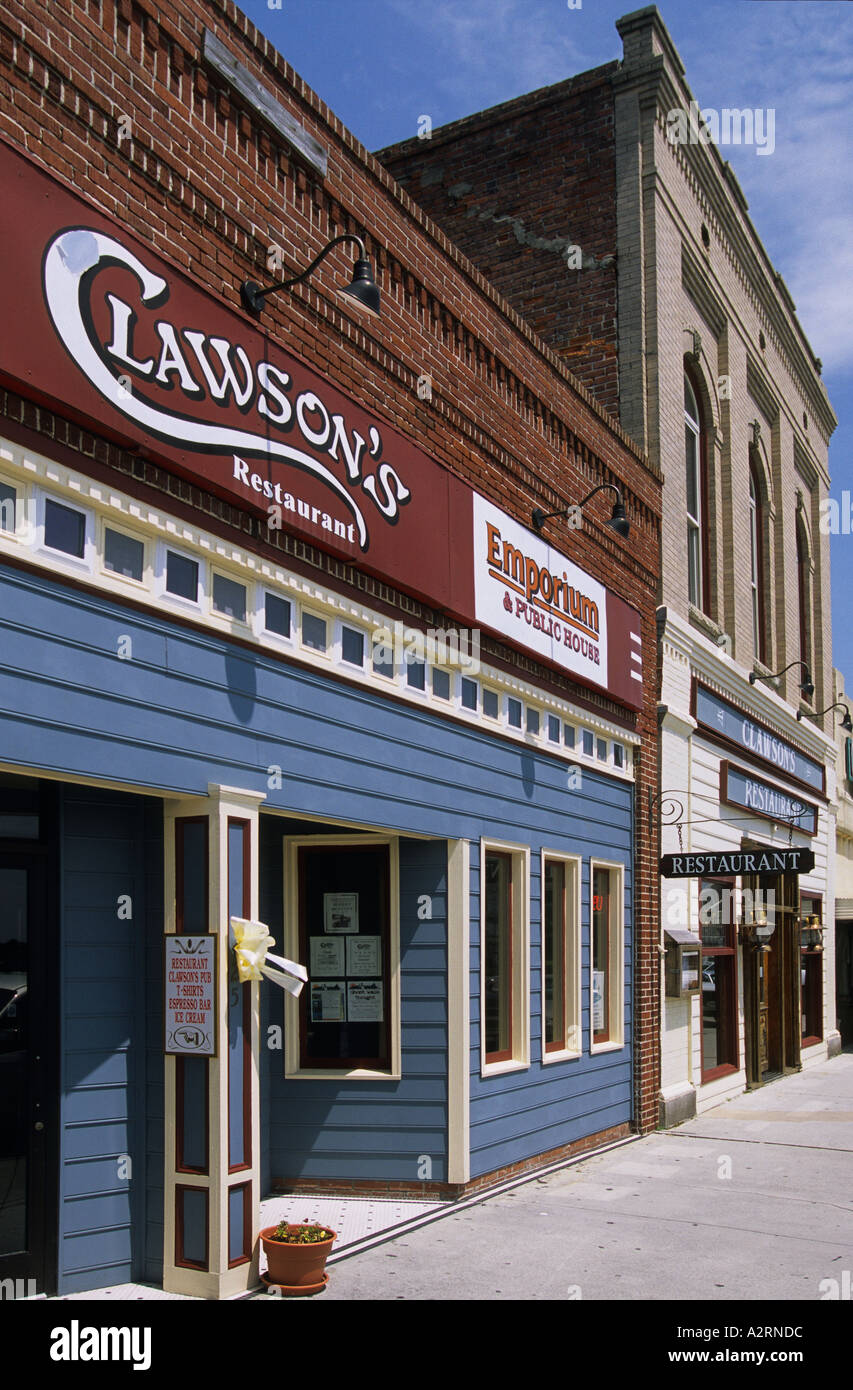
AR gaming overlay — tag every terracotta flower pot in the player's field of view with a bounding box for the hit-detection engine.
[260,1225,337,1290]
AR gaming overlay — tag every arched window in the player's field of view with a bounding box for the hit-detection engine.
[749,458,766,664]
[684,374,708,612]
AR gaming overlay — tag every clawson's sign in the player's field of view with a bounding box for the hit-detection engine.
[0,140,642,710]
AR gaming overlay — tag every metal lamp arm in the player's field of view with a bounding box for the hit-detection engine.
[259,234,367,300]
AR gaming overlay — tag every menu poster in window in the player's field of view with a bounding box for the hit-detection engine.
[324,893,359,934]
[592,970,606,1033]
[346,935,381,976]
[310,981,346,1022]
[164,935,216,1056]
[310,937,345,977]
[347,979,383,1022]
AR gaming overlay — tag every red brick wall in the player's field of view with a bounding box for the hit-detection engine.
[377,66,620,416]
[0,0,660,1129]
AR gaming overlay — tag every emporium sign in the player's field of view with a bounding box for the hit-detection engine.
[0,141,642,710]
[695,682,824,793]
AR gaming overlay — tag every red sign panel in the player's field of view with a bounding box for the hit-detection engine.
[0,140,643,710]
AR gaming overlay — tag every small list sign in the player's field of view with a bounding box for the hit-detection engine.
[165,935,217,1056]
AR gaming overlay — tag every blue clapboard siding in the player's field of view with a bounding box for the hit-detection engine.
[58,786,163,1295]
[3,565,636,1191]
[261,828,449,1182]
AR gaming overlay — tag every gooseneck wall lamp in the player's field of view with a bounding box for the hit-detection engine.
[241,234,380,319]
[531,483,630,540]
[749,660,814,701]
[797,701,853,729]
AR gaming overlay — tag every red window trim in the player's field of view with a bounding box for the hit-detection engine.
[543,858,567,1054]
[485,850,514,1065]
[592,867,610,1045]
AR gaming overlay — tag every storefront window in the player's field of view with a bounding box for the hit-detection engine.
[698,878,738,1078]
[484,851,512,1062]
[297,844,390,1070]
[592,867,610,1043]
[800,894,823,1045]
[543,859,565,1052]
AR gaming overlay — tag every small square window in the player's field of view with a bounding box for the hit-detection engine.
[483,688,499,719]
[166,551,199,602]
[341,626,364,667]
[302,612,327,652]
[432,669,451,701]
[613,743,625,769]
[45,498,86,558]
[264,593,291,639]
[564,724,576,748]
[104,528,144,581]
[548,715,561,744]
[582,729,594,757]
[507,698,522,729]
[0,483,16,533]
[527,708,540,736]
[461,678,478,711]
[212,573,247,622]
[372,635,395,679]
[406,658,426,690]
[597,738,608,762]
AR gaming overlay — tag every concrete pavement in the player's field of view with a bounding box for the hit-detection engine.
[313,1051,853,1301]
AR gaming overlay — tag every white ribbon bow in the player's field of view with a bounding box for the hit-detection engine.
[230,917,308,997]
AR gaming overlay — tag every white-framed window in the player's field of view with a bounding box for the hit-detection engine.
[432,667,452,701]
[685,373,705,610]
[339,622,365,669]
[283,835,401,1081]
[38,491,94,572]
[540,852,581,1061]
[480,838,530,1076]
[0,476,20,537]
[101,519,148,586]
[157,542,202,610]
[460,676,478,712]
[482,687,500,720]
[210,570,249,625]
[590,859,625,1053]
[301,609,328,655]
[261,589,293,643]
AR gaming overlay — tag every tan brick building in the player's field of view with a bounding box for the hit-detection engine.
[380,4,840,1121]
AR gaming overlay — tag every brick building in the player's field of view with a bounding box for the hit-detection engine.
[0,0,660,1296]
[379,5,840,1124]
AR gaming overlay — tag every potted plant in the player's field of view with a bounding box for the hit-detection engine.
[259,1219,337,1293]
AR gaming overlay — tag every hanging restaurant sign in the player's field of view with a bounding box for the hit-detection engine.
[660,847,815,878]
[0,140,643,711]
[719,761,818,837]
[694,682,824,794]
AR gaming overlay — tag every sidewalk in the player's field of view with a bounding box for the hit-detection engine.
[308,1051,853,1301]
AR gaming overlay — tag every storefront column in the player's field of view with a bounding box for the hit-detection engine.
[162,784,265,1299]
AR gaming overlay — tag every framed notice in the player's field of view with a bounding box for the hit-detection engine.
[310,937,345,977]
[310,981,346,1022]
[592,970,606,1034]
[347,979,383,1022]
[165,935,216,1056]
[324,892,359,934]
[346,935,381,976]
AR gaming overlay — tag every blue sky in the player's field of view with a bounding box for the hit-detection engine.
[241,0,852,681]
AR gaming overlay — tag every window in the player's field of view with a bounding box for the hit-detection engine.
[800,894,823,1045]
[0,482,16,533]
[286,841,399,1078]
[597,737,607,762]
[796,513,811,697]
[302,611,327,652]
[483,688,499,719]
[548,715,561,744]
[590,862,624,1050]
[563,723,576,749]
[372,634,395,680]
[406,658,425,691]
[461,678,478,711]
[582,729,594,757]
[166,549,199,602]
[613,743,625,769]
[684,373,708,612]
[104,527,144,582]
[507,698,522,729]
[44,498,86,558]
[698,878,739,1079]
[212,572,247,622]
[481,842,529,1073]
[264,592,291,639]
[527,708,540,737]
[341,626,364,667]
[748,460,766,664]
[432,668,451,701]
[542,855,580,1057]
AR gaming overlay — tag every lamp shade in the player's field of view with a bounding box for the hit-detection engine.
[339,256,380,318]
